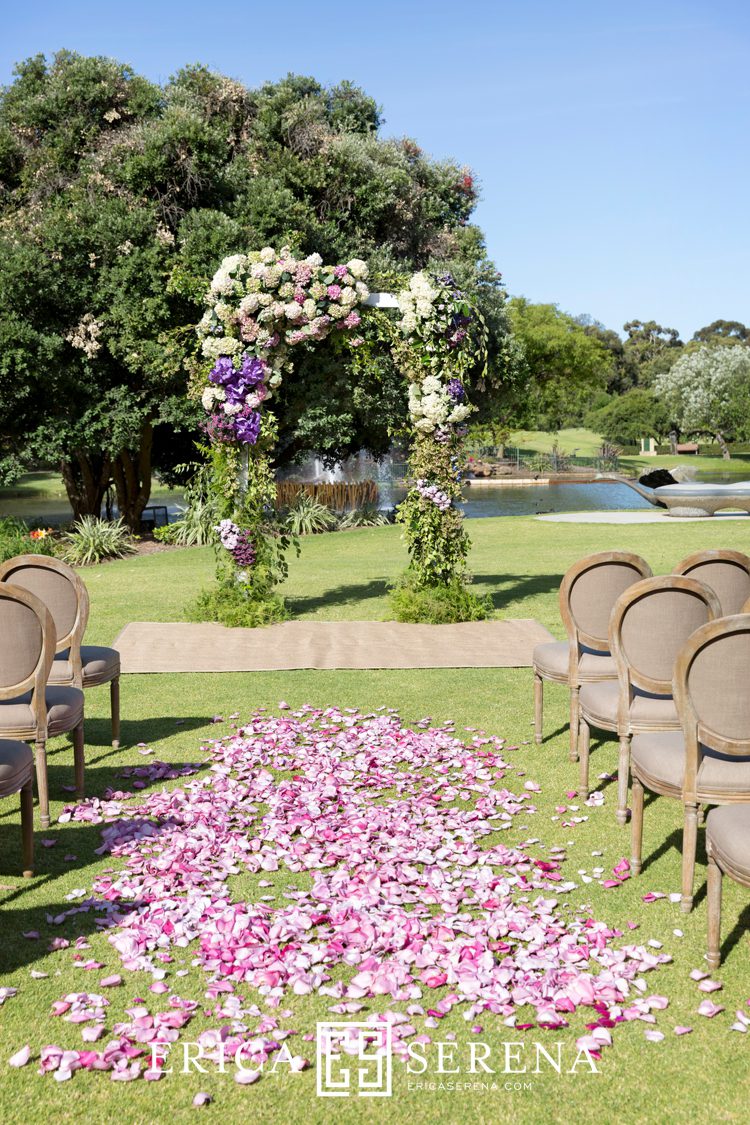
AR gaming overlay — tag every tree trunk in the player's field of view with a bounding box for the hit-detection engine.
[715,430,731,460]
[60,452,112,521]
[112,420,154,532]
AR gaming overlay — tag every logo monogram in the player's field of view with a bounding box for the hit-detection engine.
[316,1021,392,1098]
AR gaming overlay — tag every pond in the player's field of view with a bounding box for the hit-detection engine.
[4,467,750,525]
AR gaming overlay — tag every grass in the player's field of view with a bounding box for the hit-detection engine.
[2,515,750,1123]
[508,427,750,476]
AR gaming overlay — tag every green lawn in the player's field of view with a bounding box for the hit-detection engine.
[508,427,750,477]
[2,516,750,1124]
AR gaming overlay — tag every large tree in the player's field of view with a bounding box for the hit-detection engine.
[478,298,612,432]
[653,344,750,458]
[0,53,515,527]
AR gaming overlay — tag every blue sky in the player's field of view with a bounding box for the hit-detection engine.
[2,0,748,338]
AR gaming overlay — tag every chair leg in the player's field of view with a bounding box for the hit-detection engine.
[579,719,590,798]
[569,686,580,763]
[110,675,121,750]
[681,802,699,913]
[34,738,50,830]
[20,778,34,878]
[533,672,543,745]
[616,734,631,826]
[630,775,645,874]
[73,721,85,800]
[706,853,722,970]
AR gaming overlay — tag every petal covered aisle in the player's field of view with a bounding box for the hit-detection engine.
[16,708,674,1083]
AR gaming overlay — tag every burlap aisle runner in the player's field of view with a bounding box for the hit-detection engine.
[113,619,555,673]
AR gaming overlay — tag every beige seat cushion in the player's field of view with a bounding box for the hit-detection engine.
[0,739,33,795]
[533,641,616,680]
[49,646,119,687]
[0,686,84,737]
[632,730,750,793]
[707,804,750,881]
[580,680,678,727]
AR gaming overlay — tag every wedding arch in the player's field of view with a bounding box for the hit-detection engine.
[194,247,488,625]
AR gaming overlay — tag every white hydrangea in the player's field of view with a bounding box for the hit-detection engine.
[222,254,248,273]
[328,303,347,320]
[448,403,472,423]
[284,302,304,320]
[305,252,323,267]
[250,262,266,279]
[303,299,317,319]
[201,386,225,411]
[421,375,442,395]
[210,269,237,297]
[259,247,276,263]
[239,294,260,315]
[201,336,241,360]
[340,286,357,306]
[346,258,368,280]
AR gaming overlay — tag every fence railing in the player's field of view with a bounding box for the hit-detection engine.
[467,446,620,473]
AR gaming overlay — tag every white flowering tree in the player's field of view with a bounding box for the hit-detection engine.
[194,251,488,626]
[653,344,750,459]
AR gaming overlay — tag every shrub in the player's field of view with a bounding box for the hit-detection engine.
[188,582,288,628]
[0,517,57,563]
[286,493,339,536]
[338,503,392,528]
[61,516,136,565]
[389,574,492,624]
[154,465,219,546]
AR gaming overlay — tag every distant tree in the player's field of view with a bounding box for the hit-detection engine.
[653,345,750,459]
[576,315,639,394]
[491,299,612,431]
[692,319,750,344]
[586,388,671,447]
[620,319,684,388]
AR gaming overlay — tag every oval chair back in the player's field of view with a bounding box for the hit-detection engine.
[673,550,750,617]
[673,613,750,803]
[610,575,722,701]
[0,555,89,685]
[0,583,55,730]
[560,551,652,656]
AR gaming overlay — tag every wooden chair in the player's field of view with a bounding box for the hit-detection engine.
[673,549,750,616]
[532,552,651,760]
[0,556,121,749]
[0,738,35,876]
[578,575,721,825]
[706,803,750,968]
[0,584,84,828]
[631,614,750,913]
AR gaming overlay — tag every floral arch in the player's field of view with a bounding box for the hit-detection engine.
[194,247,488,625]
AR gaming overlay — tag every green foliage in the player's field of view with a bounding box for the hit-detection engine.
[586,388,671,446]
[338,502,391,528]
[60,516,136,565]
[0,517,57,563]
[396,438,469,588]
[502,299,612,430]
[390,573,491,624]
[653,344,750,456]
[153,464,218,545]
[286,493,339,536]
[188,582,288,628]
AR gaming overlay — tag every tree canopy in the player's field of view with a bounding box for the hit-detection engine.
[652,344,750,459]
[484,298,612,432]
[0,52,514,526]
